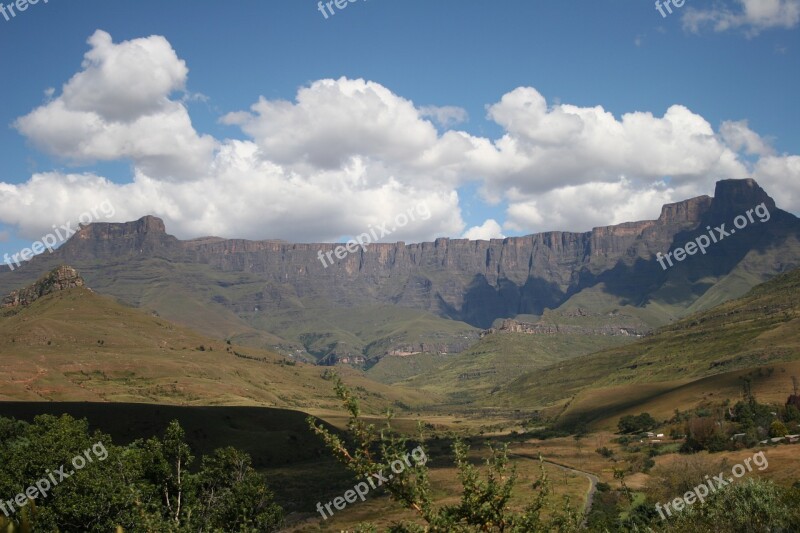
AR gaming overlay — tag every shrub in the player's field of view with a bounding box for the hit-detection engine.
[595,446,614,458]
[618,413,658,434]
[769,420,788,438]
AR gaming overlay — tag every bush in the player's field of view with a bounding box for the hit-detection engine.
[666,479,800,532]
[595,446,614,458]
[769,420,788,438]
[618,413,658,434]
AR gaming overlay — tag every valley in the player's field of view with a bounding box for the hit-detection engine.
[0,179,798,531]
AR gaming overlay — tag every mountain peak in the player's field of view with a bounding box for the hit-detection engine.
[711,178,776,216]
[2,265,86,309]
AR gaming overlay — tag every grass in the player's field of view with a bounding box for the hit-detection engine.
[402,331,635,404]
[491,267,800,427]
[0,287,437,412]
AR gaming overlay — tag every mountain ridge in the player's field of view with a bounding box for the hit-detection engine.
[1,178,798,367]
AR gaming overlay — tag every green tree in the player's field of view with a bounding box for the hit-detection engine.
[617,413,658,434]
[194,447,284,532]
[0,415,283,533]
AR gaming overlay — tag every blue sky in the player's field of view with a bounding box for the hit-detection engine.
[0,0,798,263]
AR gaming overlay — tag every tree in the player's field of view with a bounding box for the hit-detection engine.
[194,447,284,532]
[0,415,283,533]
[617,413,658,434]
[769,420,788,438]
[308,375,581,532]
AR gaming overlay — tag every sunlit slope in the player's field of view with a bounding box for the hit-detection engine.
[496,267,800,416]
[0,287,436,410]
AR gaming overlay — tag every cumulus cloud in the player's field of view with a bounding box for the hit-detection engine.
[482,87,747,194]
[14,30,217,181]
[752,154,800,213]
[1,30,798,251]
[683,0,800,36]
[504,179,677,233]
[462,219,505,240]
[222,78,445,170]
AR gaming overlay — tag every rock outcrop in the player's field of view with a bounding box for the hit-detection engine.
[482,318,645,338]
[2,265,85,309]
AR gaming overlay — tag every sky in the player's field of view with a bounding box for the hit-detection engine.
[0,0,798,263]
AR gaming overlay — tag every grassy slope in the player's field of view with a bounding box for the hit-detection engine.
[249,304,479,362]
[401,332,634,404]
[494,267,800,425]
[366,352,455,383]
[0,287,436,412]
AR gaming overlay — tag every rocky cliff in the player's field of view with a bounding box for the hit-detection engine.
[2,179,798,331]
[2,265,86,309]
[482,318,646,338]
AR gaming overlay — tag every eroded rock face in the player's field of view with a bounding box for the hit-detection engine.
[2,265,85,308]
[482,318,646,337]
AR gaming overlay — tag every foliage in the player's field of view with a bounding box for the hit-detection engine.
[308,375,582,532]
[769,420,788,438]
[0,414,283,533]
[617,413,658,434]
[595,446,614,458]
[680,396,791,452]
[663,479,800,532]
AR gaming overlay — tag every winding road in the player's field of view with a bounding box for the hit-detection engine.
[509,452,599,527]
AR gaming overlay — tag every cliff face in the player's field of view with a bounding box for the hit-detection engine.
[60,216,181,262]
[483,318,646,338]
[2,265,85,309]
[5,179,799,329]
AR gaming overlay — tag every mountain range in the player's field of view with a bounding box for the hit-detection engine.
[1,178,798,375]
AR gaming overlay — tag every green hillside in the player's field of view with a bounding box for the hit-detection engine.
[0,285,436,412]
[401,331,634,404]
[493,266,800,424]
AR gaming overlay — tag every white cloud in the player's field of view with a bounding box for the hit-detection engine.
[504,179,677,233]
[1,30,798,250]
[14,30,217,181]
[683,0,800,36]
[752,154,800,213]
[462,219,505,240]
[720,120,775,156]
[479,87,749,196]
[222,78,440,170]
